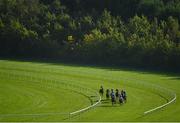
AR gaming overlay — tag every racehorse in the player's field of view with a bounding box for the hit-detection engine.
[115,89,119,98]
[119,94,124,104]
[106,89,110,99]
[111,89,116,105]
[99,86,104,96]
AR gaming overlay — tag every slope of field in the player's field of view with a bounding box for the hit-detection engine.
[0,60,179,121]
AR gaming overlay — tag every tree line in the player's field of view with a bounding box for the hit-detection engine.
[0,0,179,69]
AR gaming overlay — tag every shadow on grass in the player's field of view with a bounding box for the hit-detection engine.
[0,57,179,79]
[169,77,180,80]
[98,105,122,107]
[100,99,125,106]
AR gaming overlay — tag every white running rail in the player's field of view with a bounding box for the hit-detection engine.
[123,76,177,115]
[144,93,176,115]
[70,92,101,115]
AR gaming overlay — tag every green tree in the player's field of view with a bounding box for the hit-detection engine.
[167,16,180,46]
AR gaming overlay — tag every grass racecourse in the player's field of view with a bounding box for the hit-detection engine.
[0,60,179,122]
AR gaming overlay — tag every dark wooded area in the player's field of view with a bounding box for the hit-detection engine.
[0,0,180,69]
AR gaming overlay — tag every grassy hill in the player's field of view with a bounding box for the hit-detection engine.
[0,60,179,121]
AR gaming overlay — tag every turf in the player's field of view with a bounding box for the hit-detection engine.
[0,60,179,121]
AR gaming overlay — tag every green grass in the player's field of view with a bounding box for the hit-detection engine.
[0,60,179,121]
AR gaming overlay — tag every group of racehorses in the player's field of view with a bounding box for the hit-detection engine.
[99,86,127,105]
